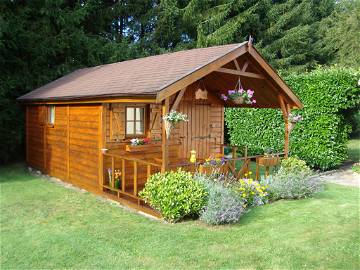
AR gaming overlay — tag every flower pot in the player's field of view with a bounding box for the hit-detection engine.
[232,96,245,105]
[288,121,296,132]
[164,119,175,139]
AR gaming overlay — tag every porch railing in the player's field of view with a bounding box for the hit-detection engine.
[102,152,161,205]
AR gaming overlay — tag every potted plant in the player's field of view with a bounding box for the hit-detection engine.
[162,110,188,138]
[114,169,121,189]
[220,79,256,105]
[126,137,154,152]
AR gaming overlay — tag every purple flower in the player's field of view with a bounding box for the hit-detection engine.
[228,90,236,95]
[221,94,228,101]
[238,88,244,94]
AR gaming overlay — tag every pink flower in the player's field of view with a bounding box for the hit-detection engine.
[238,88,244,94]
[247,89,254,98]
[252,99,257,104]
[221,94,228,101]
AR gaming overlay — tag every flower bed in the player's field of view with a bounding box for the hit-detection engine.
[140,157,322,225]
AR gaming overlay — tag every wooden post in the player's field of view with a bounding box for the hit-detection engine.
[161,97,170,172]
[98,104,105,189]
[232,146,237,170]
[278,95,290,158]
[133,161,138,196]
[67,105,70,181]
[121,159,125,192]
[111,156,115,188]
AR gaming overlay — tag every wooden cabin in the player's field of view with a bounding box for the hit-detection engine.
[18,41,302,214]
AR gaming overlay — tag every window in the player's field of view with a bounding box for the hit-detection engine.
[126,107,145,136]
[48,105,55,125]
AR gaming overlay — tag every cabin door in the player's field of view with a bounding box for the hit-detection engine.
[178,102,211,159]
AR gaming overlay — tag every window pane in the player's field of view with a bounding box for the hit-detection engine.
[136,108,144,121]
[135,121,144,134]
[126,107,134,120]
[126,122,134,135]
[48,106,55,125]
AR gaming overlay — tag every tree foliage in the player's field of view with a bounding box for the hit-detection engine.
[0,0,359,163]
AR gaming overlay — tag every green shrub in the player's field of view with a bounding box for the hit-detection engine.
[196,175,245,225]
[278,157,311,175]
[263,172,322,200]
[139,170,208,222]
[225,67,360,170]
[262,158,322,200]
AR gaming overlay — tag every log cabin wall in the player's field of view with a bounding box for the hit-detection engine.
[26,104,102,193]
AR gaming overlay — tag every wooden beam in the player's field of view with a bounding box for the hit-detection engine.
[241,61,249,71]
[156,44,247,102]
[216,68,265,79]
[170,87,186,111]
[248,47,303,109]
[161,97,170,172]
[278,95,290,158]
[233,59,240,70]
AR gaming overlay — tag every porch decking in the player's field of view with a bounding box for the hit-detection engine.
[102,146,284,214]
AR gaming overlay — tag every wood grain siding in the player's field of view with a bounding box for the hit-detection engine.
[27,106,45,170]
[26,104,102,193]
[68,105,101,192]
[45,105,68,180]
[176,86,224,159]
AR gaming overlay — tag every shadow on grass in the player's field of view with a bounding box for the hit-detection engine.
[0,163,37,183]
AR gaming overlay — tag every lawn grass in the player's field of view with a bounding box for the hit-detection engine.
[1,164,359,269]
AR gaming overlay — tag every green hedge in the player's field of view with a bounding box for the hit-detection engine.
[225,67,360,170]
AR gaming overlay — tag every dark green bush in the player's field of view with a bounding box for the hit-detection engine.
[139,170,208,222]
[225,67,360,170]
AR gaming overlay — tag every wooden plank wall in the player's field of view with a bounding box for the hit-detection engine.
[174,87,224,159]
[26,104,102,193]
[27,106,45,169]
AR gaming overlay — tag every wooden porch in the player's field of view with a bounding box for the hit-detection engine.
[101,144,284,213]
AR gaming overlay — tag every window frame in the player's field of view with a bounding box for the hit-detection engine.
[47,105,55,127]
[125,106,147,138]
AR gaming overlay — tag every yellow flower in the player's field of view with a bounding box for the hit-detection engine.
[249,171,252,175]
[251,192,255,195]
[244,173,248,177]
[242,193,247,197]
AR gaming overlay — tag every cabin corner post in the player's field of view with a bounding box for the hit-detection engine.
[278,95,290,158]
[161,98,170,172]
[98,104,105,189]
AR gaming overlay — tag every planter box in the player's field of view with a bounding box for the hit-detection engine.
[258,156,280,167]
[125,143,160,152]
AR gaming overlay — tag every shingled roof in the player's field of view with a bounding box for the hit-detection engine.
[18,42,247,102]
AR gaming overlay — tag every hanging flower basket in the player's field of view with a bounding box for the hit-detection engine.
[232,96,245,105]
[220,78,256,105]
[288,113,303,132]
[162,110,188,138]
